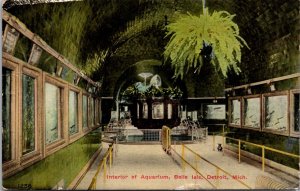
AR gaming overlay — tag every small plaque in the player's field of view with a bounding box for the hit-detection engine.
[28,44,43,65]
[3,25,20,54]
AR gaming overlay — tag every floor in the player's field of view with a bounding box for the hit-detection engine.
[76,136,298,190]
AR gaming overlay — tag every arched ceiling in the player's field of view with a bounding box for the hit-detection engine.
[112,59,188,100]
[5,0,299,97]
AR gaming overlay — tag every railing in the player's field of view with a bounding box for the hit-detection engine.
[88,144,114,190]
[212,127,300,172]
[104,129,162,143]
[161,126,171,154]
[170,128,208,142]
[190,127,208,141]
[171,144,252,189]
[222,136,300,172]
[171,119,209,142]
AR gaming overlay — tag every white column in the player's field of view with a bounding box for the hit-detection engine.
[116,100,119,121]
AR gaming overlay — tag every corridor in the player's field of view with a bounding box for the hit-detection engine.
[2,1,299,190]
[76,136,296,190]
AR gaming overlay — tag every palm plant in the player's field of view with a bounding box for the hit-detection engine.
[164,7,249,79]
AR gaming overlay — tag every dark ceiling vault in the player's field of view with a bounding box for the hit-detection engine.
[6,0,299,97]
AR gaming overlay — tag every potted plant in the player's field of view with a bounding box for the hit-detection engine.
[121,85,139,100]
[145,85,163,99]
[164,7,249,79]
[170,87,183,99]
[162,87,173,99]
[162,87,183,99]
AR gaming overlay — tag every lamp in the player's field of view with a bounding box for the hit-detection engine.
[246,85,252,94]
[74,74,81,85]
[96,87,101,94]
[92,87,96,94]
[213,98,218,103]
[138,72,153,86]
[231,88,236,96]
[268,80,276,92]
[270,83,276,91]
[85,83,90,91]
[55,65,63,77]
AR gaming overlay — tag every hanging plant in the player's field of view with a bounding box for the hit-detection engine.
[164,7,249,79]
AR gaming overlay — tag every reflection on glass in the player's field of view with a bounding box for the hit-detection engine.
[137,103,139,119]
[168,104,172,119]
[178,105,181,118]
[204,104,226,120]
[265,95,288,131]
[95,100,98,124]
[192,111,198,121]
[22,75,35,154]
[187,112,192,119]
[45,83,61,144]
[143,103,148,119]
[69,91,78,135]
[294,93,299,132]
[98,100,101,124]
[230,100,241,125]
[82,95,88,129]
[2,68,12,162]
[89,98,95,126]
[91,98,95,126]
[243,98,260,128]
[152,102,164,119]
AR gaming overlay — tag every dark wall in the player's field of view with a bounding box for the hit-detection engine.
[101,98,114,124]
[227,127,299,170]
[226,0,299,86]
[222,0,300,169]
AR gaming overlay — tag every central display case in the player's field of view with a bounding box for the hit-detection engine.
[130,98,180,129]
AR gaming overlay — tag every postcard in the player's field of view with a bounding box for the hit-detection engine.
[1,0,299,190]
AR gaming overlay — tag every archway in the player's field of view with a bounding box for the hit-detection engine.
[112,59,187,128]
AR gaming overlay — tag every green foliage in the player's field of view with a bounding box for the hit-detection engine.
[2,68,12,162]
[113,5,171,50]
[122,86,140,98]
[170,87,183,98]
[164,8,249,79]
[121,85,183,100]
[145,86,163,97]
[22,75,35,154]
[11,2,95,75]
[83,50,107,76]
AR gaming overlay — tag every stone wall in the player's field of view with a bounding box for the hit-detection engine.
[226,0,299,86]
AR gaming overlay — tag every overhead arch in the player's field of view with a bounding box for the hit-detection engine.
[112,59,187,102]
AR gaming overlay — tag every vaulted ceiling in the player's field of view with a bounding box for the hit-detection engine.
[5,0,299,97]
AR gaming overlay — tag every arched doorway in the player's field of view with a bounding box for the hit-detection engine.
[112,59,187,129]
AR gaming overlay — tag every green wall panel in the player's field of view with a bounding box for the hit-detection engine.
[226,127,299,170]
[3,128,101,190]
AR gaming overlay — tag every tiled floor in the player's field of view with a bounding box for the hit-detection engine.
[76,136,298,190]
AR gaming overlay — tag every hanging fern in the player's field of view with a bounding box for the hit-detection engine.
[164,8,249,79]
